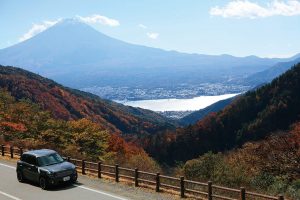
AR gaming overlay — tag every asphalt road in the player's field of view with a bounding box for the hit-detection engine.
[0,161,129,200]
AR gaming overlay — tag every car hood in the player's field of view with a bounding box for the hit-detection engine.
[40,161,75,173]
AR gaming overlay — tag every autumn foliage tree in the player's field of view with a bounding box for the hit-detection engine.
[181,123,300,198]
[0,89,159,171]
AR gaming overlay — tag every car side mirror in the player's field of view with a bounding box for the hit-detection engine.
[28,164,35,168]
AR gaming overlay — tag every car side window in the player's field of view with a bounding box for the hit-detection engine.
[21,154,28,162]
[27,155,37,166]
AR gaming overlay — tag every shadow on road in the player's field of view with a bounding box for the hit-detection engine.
[22,181,84,191]
[50,182,83,191]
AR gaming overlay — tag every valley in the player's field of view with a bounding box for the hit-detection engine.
[1,5,300,199]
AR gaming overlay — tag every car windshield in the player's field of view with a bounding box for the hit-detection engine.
[37,153,64,166]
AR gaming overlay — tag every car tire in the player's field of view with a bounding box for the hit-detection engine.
[39,177,48,190]
[72,172,78,183]
[17,171,25,183]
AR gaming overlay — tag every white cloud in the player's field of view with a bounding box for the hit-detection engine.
[147,32,159,39]
[19,19,61,42]
[138,24,159,40]
[210,0,300,19]
[77,14,120,26]
[18,14,119,42]
[138,24,148,29]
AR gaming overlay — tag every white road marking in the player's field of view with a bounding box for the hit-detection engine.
[0,191,22,200]
[0,163,16,169]
[74,184,128,200]
[0,162,128,200]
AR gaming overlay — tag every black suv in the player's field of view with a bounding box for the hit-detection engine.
[16,149,77,189]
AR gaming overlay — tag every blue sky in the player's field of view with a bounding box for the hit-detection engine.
[1,0,300,57]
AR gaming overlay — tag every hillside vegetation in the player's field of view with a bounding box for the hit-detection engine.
[145,63,300,164]
[179,97,235,125]
[0,65,175,137]
[162,63,300,198]
[176,123,300,199]
[0,89,159,171]
[1,63,299,198]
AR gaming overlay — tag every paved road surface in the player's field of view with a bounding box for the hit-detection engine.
[0,160,177,200]
[0,162,128,200]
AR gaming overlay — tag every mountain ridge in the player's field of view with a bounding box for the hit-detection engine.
[244,56,300,86]
[179,96,236,125]
[0,18,296,89]
[0,65,176,136]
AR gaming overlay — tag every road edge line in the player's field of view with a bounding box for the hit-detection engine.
[0,163,16,169]
[0,190,22,200]
[0,162,128,200]
[73,184,128,200]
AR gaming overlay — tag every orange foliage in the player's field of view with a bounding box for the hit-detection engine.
[289,122,300,156]
[108,134,142,158]
[0,122,27,132]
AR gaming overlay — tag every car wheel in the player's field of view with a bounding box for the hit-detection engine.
[39,177,48,190]
[17,171,25,183]
[72,172,78,183]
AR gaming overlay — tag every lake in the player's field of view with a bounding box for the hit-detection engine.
[117,93,239,111]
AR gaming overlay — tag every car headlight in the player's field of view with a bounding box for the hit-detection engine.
[47,171,55,177]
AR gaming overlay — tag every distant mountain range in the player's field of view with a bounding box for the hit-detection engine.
[243,56,300,86]
[0,65,176,136]
[0,18,297,90]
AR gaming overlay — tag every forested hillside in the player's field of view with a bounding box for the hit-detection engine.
[179,97,235,125]
[144,63,300,164]
[0,89,159,171]
[0,65,175,137]
[178,124,299,199]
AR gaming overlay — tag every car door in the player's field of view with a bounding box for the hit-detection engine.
[26,155,39,182]
[21,154,32,180]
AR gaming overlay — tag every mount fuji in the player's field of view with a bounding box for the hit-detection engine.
[0,18,296,89]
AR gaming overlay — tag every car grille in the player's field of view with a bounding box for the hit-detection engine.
[55,170,73,177]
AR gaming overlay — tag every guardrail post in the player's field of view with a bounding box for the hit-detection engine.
[278,195,284,200]
[82,160,86,175]
[208,181,212,200]
[134,168,139,187]
[98,162,102,178]
[180,176,185,198]
[115,164,119,182]
[156,172,160,192]
[20,148,23,156]
[240,187,246,200]
[10,146,13,158]
[1,145,4,156]
[67,156,70,162]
